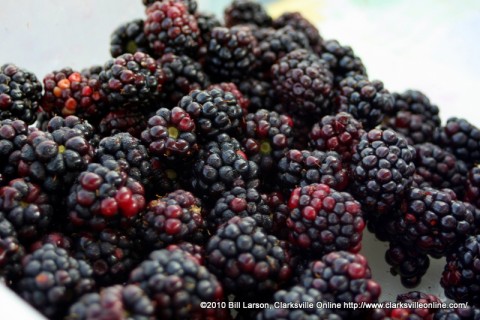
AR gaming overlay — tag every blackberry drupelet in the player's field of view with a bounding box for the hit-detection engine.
[0,119,29,181]
[0,212,25,285]
[350,129,416,215]
[277,149,349,193]
[237,78,277,112]
[16,244,95,318]
[207,186,272,232]
[370,291,441,320]
[205,26,260,82]
[30,232,73,253]
[299,251,381,318]
[143,0,198,15]
[129,247,228,319]
[46,115,95,141]
[287,183,365,255]
[336,74,395,130]
[67,284,155,320]
[195,11,223,58]
[414,143,467,198]
[98,109,147,139]
[206,216,293,299]
[308,112,365,163]
[434,118,480,164]
[166,242,205,265]
[464,165,480,209]
[0,63,42,124]
[271,49,334,117]
[110,19,150,58]
[141,106,198,161]
[207,82,250,113]
[224,0,272,28]
[385,242,430,288]
[273,12,323,53]
[434,307,480,320]
[144,0,200,57]
[391,89,441,123]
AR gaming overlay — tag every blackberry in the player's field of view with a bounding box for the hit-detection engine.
[179,88,244,139]
[350,129,416,215]
[206,216,293,299]
[370,291,441,320]
[287,183,365,255]
[67,284,155,320]
[277,149,349,193]
[391,89,441,124]
[273,12,323,53]
[195,11,223,59]
[271,49,334,117]
[110,19,150,58]
[434,307,480,320]
[99,52,165,111]
[207,82,250,113]
[207,186,272,232]
[46,115,95,141]
[144,0,200,57]
[434,118,480,164]
[414,143,467,198]
[67,160,146,230]
[385,242,430,288]
[257,285,341,320]
[464,165,480,209]
[385,111,439,146]
[143,0,198,15]
[0,63,42,124]
[30,232,73,253]
[308,112,365,163]
[0,178,53,241]
[191,134,259,201]
[141,106,198,160]
[336,74,394,130]
[0,119,29,181]
[224,0,272,28]
[16,244,95,318]
[150,157,191,194]
[238,78,277,112]
[205,26,260,82]
[129,247,228,319]
[267,191,290,240]
[166,242,205,265]
[299,251,381,318]
[159,53,210,105]
[0,212,25,285]
[98,109,147,139]
[135,189,206,249]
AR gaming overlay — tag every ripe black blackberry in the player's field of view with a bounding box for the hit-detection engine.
[67,160,146,230]
[257,285,342,320]
[0,119,29,181]
[150,157,192,194]
[318,39,367,85]
[0,63,42,124]
[67,284,155,320]
[166,242,205,265]
[370,291,441,320]
[224,0,272,28]
[98,109,147,139]
[205,26,260,82]
[434,117,480,164]
[46,115,95,141]
[464,165,480,209]
[143,0,198,15]
[195,11,222,59]
[144,0,200,57]
[350,129,416,215]
[16,244,95,318]
[271,49,334,117]
[99,52,165,111]
[238,78,277,112]
[287,183,365,255]
[191,134,259,201]
[385,111,439,146]
[158,53,210,105]
[385,242,430,288]
[277,149,349,193]
[207,82,250,113]
[129,247,228,319]
[273,12,323,53]
[434,307,480,320]
[336,74,395,130]
[179,88,244,139]
[299,251,381,318]
[206,216,293,299]
[110,19,151,58]
[414,143,467,198]
[136,189,206,249]
[391,89,441,121]
[0,212,25,285]
[141,106,198,161]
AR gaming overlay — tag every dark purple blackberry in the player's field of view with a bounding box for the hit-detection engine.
[150,157,192,194]
[273,12,323,53]
[370,291,441,320]
[191,134,259,201]
[257,285,342,320]
[336,74,395,130]
[72,229,141,286]
[166,242,205,265]
[129,247,228,319]
[179,88,244,139]
[141,106,198,161]
[464,165,480,209]
[195,11,223,59]
[271,49,334,117]
[299,251,381,318]
[0,212,25,285]
[144,0,200,57]
[207,186,272,232]
[278,149,349,193]
[99,52,165,111]
[0,178,53,242]
[287,183,365,255]
[224,0,272,28]
[0,119,29,182]
[414,143,467,198]
[205,26,260,82]
[0,63,42,124]
[143,0,198,15]
[206,216,293,299]
[46,115,95,141]
[308,112,365,163]
[158,53,210,104]
[385,111,439,146]
[238,78,277,112]
[392,89,441,121]
[434,118,480,164]
[207,82,250,113]
[98,109,147,139]
[385,242,430,288]
[16,244,95,318]
[434,307,480,320]
[67,160,146,230]
[67,284,155,320]
[110,19,151,58]
[350,129,416,215]
[136,189,206,249]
